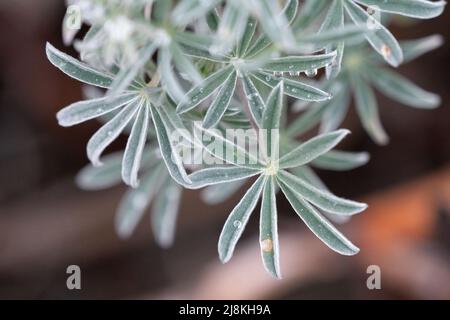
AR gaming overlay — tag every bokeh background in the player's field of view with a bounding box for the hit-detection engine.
[0,0,449,299]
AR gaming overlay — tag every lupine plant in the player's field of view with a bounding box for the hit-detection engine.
[47,0,445,278]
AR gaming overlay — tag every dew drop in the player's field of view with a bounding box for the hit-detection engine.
[233,220,242,229]
[305,69,318,77]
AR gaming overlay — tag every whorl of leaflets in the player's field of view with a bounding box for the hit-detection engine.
[48,0,445,278]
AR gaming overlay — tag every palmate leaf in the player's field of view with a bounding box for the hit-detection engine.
[47,0,445,280]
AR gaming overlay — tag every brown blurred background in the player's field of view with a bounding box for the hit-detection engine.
[0,0,449,299]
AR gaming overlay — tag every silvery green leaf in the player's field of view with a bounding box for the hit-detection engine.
[262,51,337,73]
[201,179,246,205]
[150,105,192,186]
[254,72,331,102]
[122,104,150,188]
[108,43,157,96]
[344,0,403,67]
[245,0,299,57]
[241,74,265,126]
[312,150,370,171]
[159,47,186,102]
[293,0,328,31]
[320,86,351,133]
[218,175,266,263]
[319,0,345,78]
[262,83,284,161]
[244,0,295,49]
[56,93,137,127]
[115,165,165,239]
[175,32,228,62]
[299,25,367,46]
[195,123,263,169]
[367,67,441,109]
[277,170,367,215]
[76,152,123,191]
[46,42,115,88]
[151,178,182,248]
[260,176,281,278]
[152,0,173,24]
[400,35,444,63]
[290,166,329,191]
[279,129,350,169]
[172,0,221,26]
[170,42,203,84]
[289,166,352,224]
[206,9,220,31]
[278,178,360,255]
[351,74,389,145]
[188,166,261,189]
[203,70,238,129]
[87,99,142,167]
[177,66,234,114]
[262,82,284,131]
[212,4,248,55]
[354,0,446,19]
[237,18,257,57]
